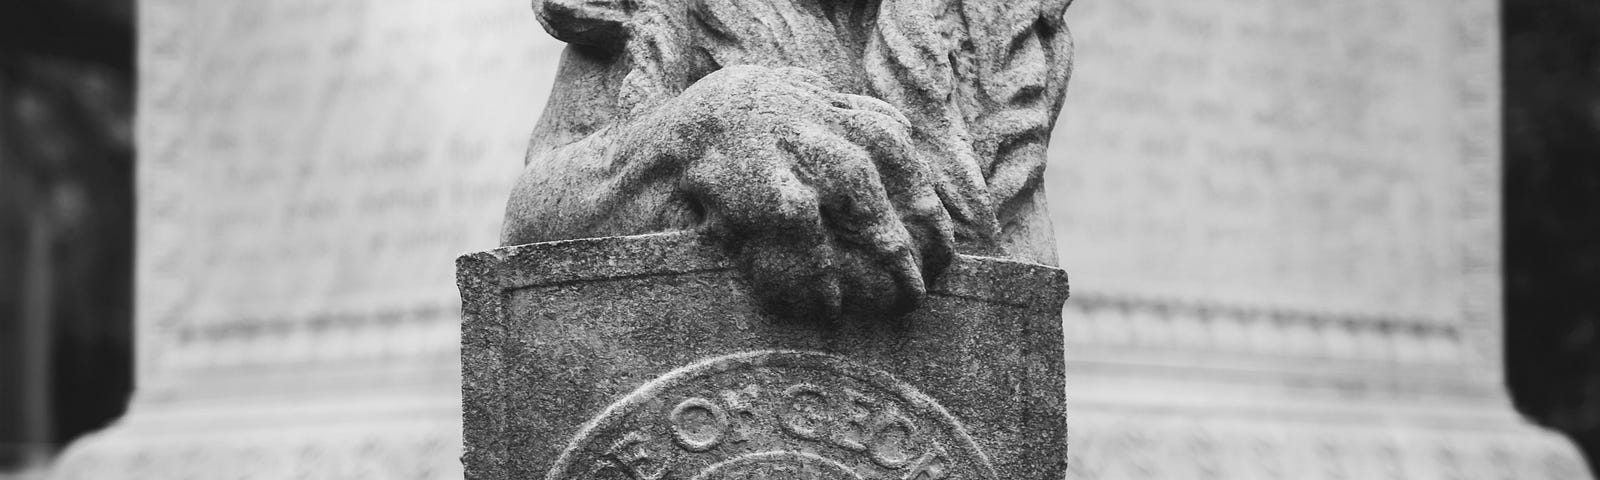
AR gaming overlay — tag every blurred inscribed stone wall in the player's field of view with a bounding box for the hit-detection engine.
[50,0,1595,478]
[129,0,533,388]
[1055,0,1485,329]
[1046,1,1587,477]
[57,0,552,476]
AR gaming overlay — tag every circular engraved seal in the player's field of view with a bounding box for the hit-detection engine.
[543,350,998,480]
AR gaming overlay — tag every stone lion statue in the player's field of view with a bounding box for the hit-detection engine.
[503,0,1074,318]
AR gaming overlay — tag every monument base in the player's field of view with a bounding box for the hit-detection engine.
[50,358,464,476]
[1060,326,1594,479]
[457,232,1071,480]
[50,373,462,478]
[1066,403,1590,479]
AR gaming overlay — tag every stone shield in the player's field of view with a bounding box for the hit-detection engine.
[458,233,1069,480]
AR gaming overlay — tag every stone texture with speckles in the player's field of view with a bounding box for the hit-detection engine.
[459,232,1068,480]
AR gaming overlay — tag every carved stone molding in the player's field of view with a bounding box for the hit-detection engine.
[52,417,462,479]
[1065,411,1590,480]
[155,303,459,372]
[1065,294,1470,366]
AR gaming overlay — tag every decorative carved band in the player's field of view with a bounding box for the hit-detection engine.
[1066,413,1588,480]
[153,302,459,372]
[1065,293,1471,366]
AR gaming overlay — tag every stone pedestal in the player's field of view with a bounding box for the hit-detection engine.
[1046,1,1593,477]
[48,1,560,477]
[458,232,1070,480]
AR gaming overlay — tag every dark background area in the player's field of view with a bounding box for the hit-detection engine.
[1504,0,1600,474]
[0,0,1596,474]
[0,0,134,471]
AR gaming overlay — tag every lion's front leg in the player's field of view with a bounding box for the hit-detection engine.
[503,65,956,320]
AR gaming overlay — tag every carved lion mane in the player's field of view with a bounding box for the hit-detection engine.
[534,0,1072,252]
[508,0,1074,317]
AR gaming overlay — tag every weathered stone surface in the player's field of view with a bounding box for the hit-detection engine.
[476,2,1080,475]
[459,232,1068,480]
[501,0,1077,320]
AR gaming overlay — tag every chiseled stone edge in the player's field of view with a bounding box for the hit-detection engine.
[1449,0,1505,377]
[459,250,500,480]
[463,230,1069,310]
